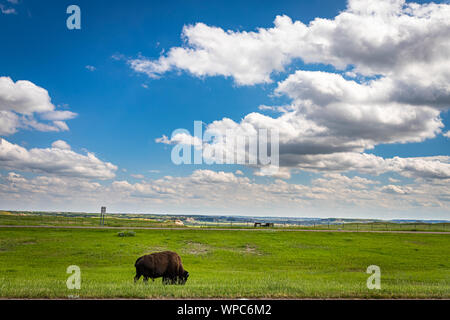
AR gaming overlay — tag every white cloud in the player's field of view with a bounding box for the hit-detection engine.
[129,1,450,87]
[274,70,443,147]
[381,184,411,195]
[254,166,292,180]
[52,120,69,131]
[156,111,448,180]
[156,132,203,147]
[313,173,379,189]
[444,131,450,138]
[0,77,54,114]
[155,135,170,144]
[282,152,450,180]
[40,110,77,121]
[131,174,145,179]
[0,77,77,135]
[0,138,117,179]
[51,140,71,150]
[149,1,450,180]
[388,177,401,183]
[2,169,448,218]
[0,111,19,135]
[0,4,16,14]
[85,65,96,72]
[190,169,248,184]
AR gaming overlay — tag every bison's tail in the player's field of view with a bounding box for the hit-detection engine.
[135,256,143,267]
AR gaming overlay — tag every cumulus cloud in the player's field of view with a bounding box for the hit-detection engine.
[0,138,117,179]
[0,111,19,135]
[51,140,71,150]
[280,152,450,180]
[149,0,450,180]
[274,70,443,146]
[381,184,411,195]
[254,166,292,179]
[129,0,450,87]
[156,113,449,180]
[156,132,203,147]
[40,110,77,121]
[0,77,77,135]
[0,77,54,114]
[190,169,247,184]
[2,169,448,217]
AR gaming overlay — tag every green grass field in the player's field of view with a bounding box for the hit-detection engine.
[0,226,448,298]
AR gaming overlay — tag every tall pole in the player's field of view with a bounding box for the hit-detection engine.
[101,206,106,226]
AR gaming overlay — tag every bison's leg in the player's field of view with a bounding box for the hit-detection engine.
[166,277,176,285]
[143,276,149,284]
[134,273,142,283]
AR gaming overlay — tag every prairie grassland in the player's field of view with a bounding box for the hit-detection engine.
[0,227,448,298]
[0,212,448,232]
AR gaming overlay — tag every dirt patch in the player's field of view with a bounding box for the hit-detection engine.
[230,244,263,255]
[182,242,210,255]
[243,244,261,255]
[0,239,37,251]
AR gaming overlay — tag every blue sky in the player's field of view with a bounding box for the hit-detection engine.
[0,0,348,179]
[0,0,449,219]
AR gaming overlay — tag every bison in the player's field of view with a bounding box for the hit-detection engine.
[134,251,189,285]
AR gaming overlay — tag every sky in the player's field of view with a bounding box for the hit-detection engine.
[0,0,449,220]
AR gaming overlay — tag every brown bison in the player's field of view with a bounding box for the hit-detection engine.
[134,251,189,285]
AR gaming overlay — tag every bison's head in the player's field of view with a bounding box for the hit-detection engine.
[178,271,189,285]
